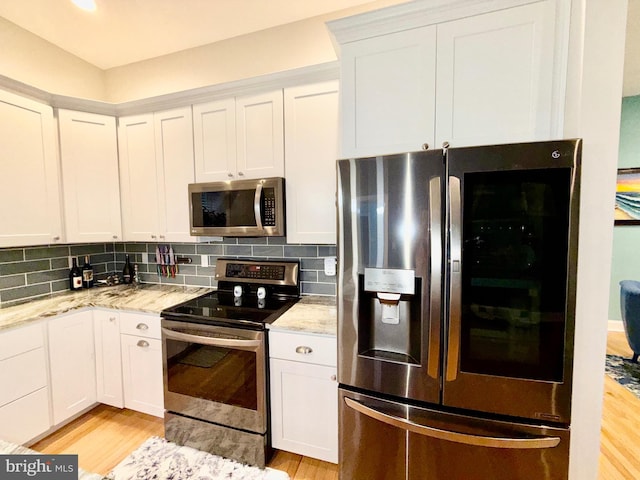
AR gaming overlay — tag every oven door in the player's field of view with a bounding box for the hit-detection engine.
[161,319,266,434]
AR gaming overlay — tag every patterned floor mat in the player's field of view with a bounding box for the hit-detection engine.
[605,354,640,399]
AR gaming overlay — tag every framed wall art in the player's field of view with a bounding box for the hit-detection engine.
[615,168,640,225]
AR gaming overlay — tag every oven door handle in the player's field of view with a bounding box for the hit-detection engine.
[162,327,262,352]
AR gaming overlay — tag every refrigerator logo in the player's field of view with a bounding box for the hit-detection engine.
[551,150,561,159]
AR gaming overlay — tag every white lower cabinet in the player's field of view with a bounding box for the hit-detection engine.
[269,330,338,463]
[120,312,164,417]
[0,322,51,444]
[48,310,97,425]
[94,309,124,408]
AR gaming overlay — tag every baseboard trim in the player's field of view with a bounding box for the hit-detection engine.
[608,320,624,332]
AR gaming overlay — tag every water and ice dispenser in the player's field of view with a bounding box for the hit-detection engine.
[357,267,422,365]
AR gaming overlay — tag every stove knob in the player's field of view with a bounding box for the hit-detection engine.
[234,297,243,307]
[258,298,266,309]
[257,287,266,299]
[234,285,243,297]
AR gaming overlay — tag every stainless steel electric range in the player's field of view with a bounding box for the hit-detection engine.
[160,258,300,467]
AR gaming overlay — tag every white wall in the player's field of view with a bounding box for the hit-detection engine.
[564,0,628,479]
[0,17,105,100]
[0,0,407,103]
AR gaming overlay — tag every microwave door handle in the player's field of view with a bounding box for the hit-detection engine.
[344,397,560,449]
[427,176,441,380]
[446,175,462,382]
[254,183,263,230]
[161,327,261,352]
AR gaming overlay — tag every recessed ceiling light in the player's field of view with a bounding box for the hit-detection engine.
[72,0,96,12]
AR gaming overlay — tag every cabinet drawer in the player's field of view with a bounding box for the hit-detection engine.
[269,331,336,367]
[0,322,44,361]
[0,347,48,407]
[120,312,161,339]
[0,387,51,445]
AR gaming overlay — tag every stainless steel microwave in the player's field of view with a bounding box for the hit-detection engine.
[188,177,286,237]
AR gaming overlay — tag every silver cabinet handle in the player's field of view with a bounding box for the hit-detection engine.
[227,173,234,178]
[52,236,60,241]
[421,143,429,150]
[137,340,149,348]
[112,235,118,239]
[331,375,337,381]
[136,323,149,330]
[238,171,244,176]
[109,317,116,322]
[151,235,157,239]
[295,346,313,355]
[344,397,560,449]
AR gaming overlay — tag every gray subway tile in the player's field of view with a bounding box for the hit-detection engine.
[301,282,336,296]
[0,249,24,263]
[0,259,50,276]
[1,283,51,302]
[318,271,338,283]
[196,244,224,255]
[25,246,69,260]
[170,244,196,255]
[267,237,287,245]
[301,258,324,270]
[184,275,212,287]
[284,246,318,258]
[0,274,25,289]
[51,257,71,269]
[196,266,217,277]
[318,246,337,256]
[27,269,68,284]
[70,244,107,256]
[224,245,252,256]
[300,270,318,282]
[238,237,267,245]
[252,246,284,257]
[51,279,70,293]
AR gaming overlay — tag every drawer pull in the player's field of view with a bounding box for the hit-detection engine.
[295,346,313,355]
[137,340,149,348]
[331,375,337,381]
[136,323,149,330]
[109,317,116,322]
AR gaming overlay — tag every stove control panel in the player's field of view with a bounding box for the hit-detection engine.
[215,259,299,287]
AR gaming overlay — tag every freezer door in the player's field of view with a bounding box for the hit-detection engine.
[337,150,445,404]
[444,139,581,424]
[340,388,570,480]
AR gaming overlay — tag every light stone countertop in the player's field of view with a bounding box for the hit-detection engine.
[0,284,212,331]
[269,295,337,336]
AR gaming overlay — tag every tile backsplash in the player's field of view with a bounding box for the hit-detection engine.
[0,238,336,306]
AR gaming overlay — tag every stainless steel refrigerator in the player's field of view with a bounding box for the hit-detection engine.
[337,139,581,480]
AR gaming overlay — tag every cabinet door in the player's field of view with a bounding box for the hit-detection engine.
[93,309,123,408]
[155,107,196,242]
[340,26,437,158]
[193,98,237,182]
[435,1,556,147]
[236,90,285,179]
[270,358,338,463]
[118,114,161,241]
[284,81,339,244]
[0,89,63,247]
[58,109,122,243]
[48,311,97,425]
[121,334,163,417]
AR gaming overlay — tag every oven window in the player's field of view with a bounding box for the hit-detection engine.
[166,339,257,411]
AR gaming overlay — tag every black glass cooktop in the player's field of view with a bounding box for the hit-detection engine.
[161,290,298,330]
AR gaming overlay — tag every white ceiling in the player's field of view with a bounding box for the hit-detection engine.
[0,0,383,70]
[0,0,638,95]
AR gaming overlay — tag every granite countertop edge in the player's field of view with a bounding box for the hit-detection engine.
[0,284,213,332]
[269,295,337,336]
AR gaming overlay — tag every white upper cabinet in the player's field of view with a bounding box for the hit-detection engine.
[154,107,196,243]
[118,114,159,241]
[0,89,63,247]
[339,26,437,158]
[58,109,122,243]
[193,98,237,182]
[435,1,557,147]
[284,81,339,244]
[193,90,284,182]
[118,107,195,242]
[332,0,566,157]
[236,90,284,179]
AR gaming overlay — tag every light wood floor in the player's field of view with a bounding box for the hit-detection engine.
[31,332,638,480]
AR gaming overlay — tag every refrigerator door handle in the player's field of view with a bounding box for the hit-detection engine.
[427,176,442,379]
[446,176,462,381]
[344,397,560,450]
